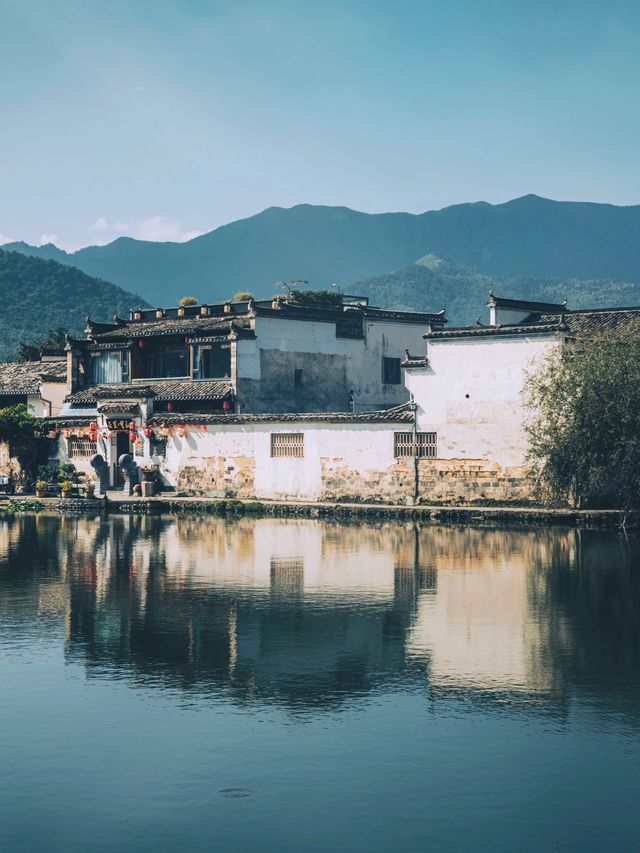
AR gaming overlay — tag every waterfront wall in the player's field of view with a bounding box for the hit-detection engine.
[165,423,534,504]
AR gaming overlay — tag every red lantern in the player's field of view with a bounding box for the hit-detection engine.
[167,402,174,412]
[90,421,98,431]
[89,431,97,442]
[129,421,136,431]
[138,339,145,348]
[144,427,152,438]
[223,400,232,411]
[129,432,137,442]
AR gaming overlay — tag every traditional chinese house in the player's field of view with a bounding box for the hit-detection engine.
[51,295,445,489]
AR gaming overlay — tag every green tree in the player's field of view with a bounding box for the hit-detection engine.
[524,323,640,509]
[233,291,254,302]
[178,296,198,307]
[0,404,44,485]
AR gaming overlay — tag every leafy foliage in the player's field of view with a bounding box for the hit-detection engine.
[0,404,39,443]
[178,296,198,306]
[288,289,342,308]
[0,249,148,360]
[524,323,640,509]
[233,291,254,302]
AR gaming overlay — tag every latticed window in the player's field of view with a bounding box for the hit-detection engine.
[68,436,97,458]
[271,433,304,458]
[394,431,437,458]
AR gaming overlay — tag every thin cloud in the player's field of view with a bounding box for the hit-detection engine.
[0,233,14,245]
[89,216,203,243]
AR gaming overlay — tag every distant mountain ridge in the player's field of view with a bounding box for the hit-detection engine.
[354,254,640,326]
[0,250,148,361]
[5,195,640,310]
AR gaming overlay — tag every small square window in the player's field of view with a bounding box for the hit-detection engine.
[271,433,304,458]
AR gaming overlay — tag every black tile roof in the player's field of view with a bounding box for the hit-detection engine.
[66,380,234,404]
[0,360,67,394]
[487,292,567,313]
[147,406,413,426]
[81,301,445,345]
[90,316,254,341]
[424,305,640,341]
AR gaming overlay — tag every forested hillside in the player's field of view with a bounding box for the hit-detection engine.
[0,250,148,360]
[354,255,640,326]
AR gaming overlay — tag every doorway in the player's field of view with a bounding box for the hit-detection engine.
[113,431,131,487]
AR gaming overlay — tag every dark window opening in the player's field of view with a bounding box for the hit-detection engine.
[150,436,167,457]
[294,368,303,388]
[382,356,402,385]
[149,349,189,378]
[197,345,231,379]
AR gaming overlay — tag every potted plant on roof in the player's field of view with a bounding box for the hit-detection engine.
[35,479,48,498]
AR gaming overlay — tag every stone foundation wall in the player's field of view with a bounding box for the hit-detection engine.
[174,453,533,505]
[320,457,413,503]
[175,455,255,498]
[417,458,534,504]
[0,441,25,489]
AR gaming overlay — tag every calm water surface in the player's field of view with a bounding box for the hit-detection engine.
[0,514,638,852]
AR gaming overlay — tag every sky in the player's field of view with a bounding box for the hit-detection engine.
[0,0,638,250]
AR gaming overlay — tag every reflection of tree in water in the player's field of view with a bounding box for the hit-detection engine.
[528,530,640,721]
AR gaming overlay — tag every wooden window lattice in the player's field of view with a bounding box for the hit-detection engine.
[394,431,437,458]
[270,433,304,458]
[67,436,97,459]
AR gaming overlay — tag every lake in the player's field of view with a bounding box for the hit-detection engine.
[0,513,638,852]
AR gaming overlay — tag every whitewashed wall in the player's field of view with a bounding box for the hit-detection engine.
[407,334,560,467]
[237,316,427,410]
[160,421,399,500]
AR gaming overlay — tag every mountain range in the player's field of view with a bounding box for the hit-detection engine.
[5,195,640,313]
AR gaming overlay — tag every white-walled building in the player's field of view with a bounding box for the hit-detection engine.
[403,294,640,502]
[47,292,640,505]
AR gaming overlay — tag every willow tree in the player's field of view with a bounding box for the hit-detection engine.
[524,323,640,509]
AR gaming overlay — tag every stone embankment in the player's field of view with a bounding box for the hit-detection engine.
[0,494,636,528]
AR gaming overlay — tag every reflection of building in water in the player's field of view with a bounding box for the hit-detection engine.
[63,516,431,708]
[406,528,577,699]
[2,514,638,716]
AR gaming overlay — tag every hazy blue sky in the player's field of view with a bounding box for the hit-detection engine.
[1,0,638,249]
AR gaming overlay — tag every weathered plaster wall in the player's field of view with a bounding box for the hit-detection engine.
[236,316,426,413]
[171,423,405,501]
[407,335,560,468]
